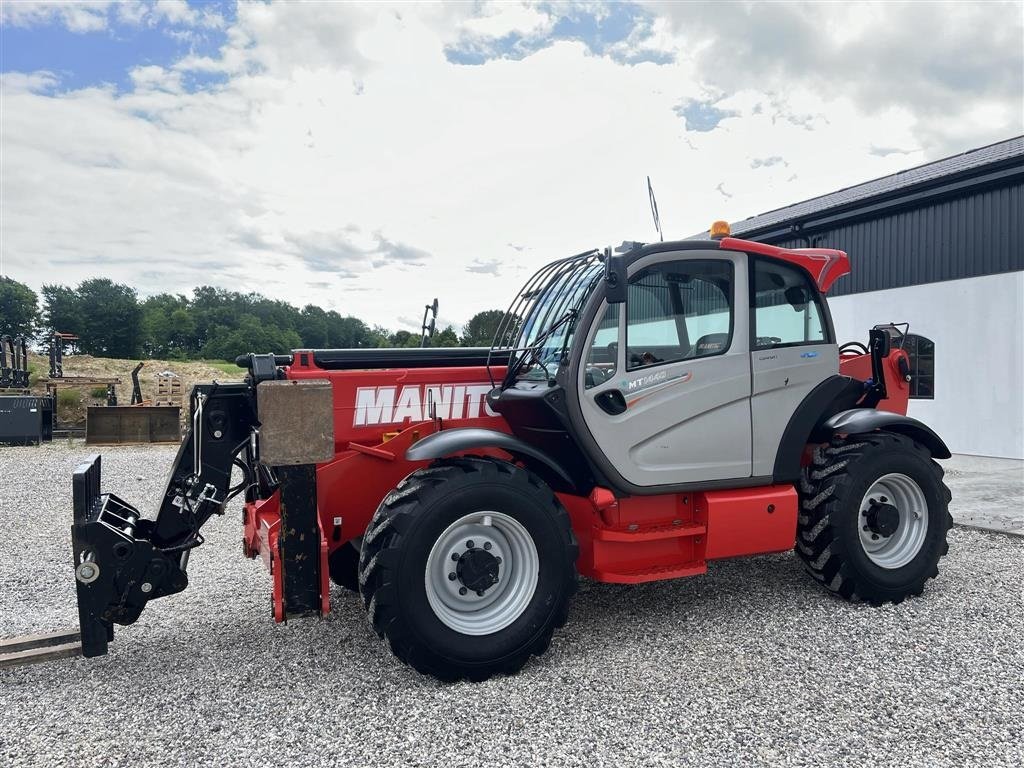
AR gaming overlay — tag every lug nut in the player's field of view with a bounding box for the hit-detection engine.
[451,553,459,561]
[476,590,485,597]
[879,496,888,503]
[466,540,475,549]
[448,572,457,581]
[483,542,492,551]
[871,534,880,541]
[495,557,502,564]
[459,587,467,596]
[140,582,153,594]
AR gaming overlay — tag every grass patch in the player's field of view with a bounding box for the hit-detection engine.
[56,389,80,417]
[57,389,80,407]
[199,359,244,376]
[89,386,109,398]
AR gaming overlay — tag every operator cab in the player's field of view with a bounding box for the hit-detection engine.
[487,226,848,495]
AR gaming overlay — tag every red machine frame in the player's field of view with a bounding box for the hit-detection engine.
[242,342,910,620]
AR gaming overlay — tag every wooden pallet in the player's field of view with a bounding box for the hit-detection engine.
[156,377,182,395]
[0,630,82,668]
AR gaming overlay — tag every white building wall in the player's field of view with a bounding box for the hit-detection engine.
[827,271,1024,459]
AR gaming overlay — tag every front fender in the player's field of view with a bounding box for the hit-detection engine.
[406,428,575,490]
[815,409,952,459]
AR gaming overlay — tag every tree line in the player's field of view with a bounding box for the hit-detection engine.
[0,275,506,361]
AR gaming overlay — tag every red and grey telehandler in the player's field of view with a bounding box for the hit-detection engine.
[69,225,952,680]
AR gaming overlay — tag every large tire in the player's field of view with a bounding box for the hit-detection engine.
[797,431,952,605]
[328,541,360,592]
[357,457,578,681]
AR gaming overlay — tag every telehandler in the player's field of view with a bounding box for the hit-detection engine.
[68,224,952,680]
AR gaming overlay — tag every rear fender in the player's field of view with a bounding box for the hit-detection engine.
[406,427,576,491]
[813,409,951,459]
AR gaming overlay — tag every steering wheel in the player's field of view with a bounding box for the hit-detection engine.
[839,341,869,356]
[585,364,613,387]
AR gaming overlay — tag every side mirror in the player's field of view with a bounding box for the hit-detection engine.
[784,286,808,310]
[604,249,627,304]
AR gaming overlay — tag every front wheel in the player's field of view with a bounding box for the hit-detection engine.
[358,457,578,681]
[797,431,952,605]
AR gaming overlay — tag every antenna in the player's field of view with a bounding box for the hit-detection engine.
[647,176,663,242]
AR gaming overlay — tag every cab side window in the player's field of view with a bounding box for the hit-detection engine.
[583,303,620,389]
[626,259,733,371]
[751,258,828,349]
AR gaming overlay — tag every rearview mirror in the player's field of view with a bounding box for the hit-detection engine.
[785,286,808,310]
[604,248,627,304]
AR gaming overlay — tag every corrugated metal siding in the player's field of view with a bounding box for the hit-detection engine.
[766,179,1023,296]
[727,136,1023,237]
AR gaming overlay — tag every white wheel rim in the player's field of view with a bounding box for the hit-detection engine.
[424,511,539,636]
[858,473,929,569]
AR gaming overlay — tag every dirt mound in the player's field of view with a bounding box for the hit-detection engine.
[30,353,241,426]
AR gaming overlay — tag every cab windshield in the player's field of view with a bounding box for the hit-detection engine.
[491,250,604,386]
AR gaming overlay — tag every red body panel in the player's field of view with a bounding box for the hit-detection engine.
[721,237,851,292]
[839,348,911,415]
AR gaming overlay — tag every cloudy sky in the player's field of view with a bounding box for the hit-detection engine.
[2,1,1022,332]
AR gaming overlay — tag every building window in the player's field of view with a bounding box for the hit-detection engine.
[903,334,935,399]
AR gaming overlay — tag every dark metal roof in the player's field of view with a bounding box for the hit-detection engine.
[695,136,1024,239]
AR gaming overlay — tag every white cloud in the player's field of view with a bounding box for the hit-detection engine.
[1,0,225,32]
[2,1,1021,331]
[1,0,113,32]
[458,2,554,39]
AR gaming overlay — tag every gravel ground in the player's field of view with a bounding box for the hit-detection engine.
[1,442,1022,767]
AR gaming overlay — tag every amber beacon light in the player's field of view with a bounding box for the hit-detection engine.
[709,220,731,239]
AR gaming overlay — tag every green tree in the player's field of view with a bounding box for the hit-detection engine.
[42,279,142,358]
[141,294,195,358]
[0,276,39,338]
[431,325,459,347]
[326,313,374,348]
[298,305,329,348]
[460,309,505,347]
[389,329,422,348]
[200,315,302,361]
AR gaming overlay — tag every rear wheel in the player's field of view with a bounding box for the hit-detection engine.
[797,431,952,605]
[358,457,578,681]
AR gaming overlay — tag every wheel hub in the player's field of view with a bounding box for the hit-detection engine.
[425,511,540,636]
[456,547,500,593]
[857,473,930,569]
[865,499,900,537]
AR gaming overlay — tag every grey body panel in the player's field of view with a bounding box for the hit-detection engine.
[405,427,575,485]
[577,250,753,486]
[750,344,838,476]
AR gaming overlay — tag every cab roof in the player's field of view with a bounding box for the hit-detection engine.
[626,236,851,293]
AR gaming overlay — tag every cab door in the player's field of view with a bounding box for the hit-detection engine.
[577,250,753,488]
[749,257,838,476]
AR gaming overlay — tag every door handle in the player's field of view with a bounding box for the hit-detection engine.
[594,389,627,415]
